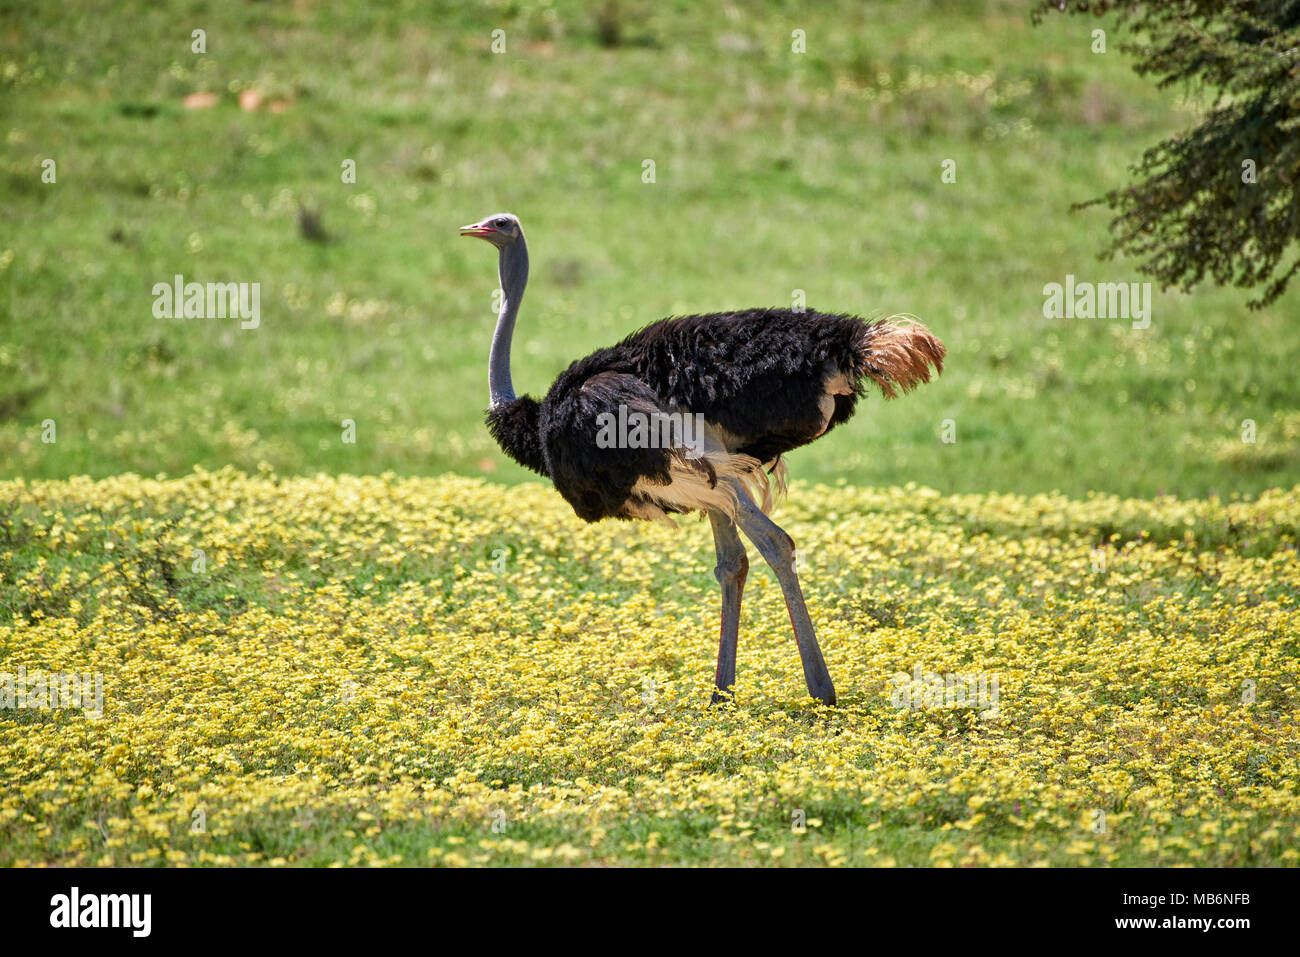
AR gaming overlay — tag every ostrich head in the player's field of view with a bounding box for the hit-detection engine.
[459,213,522,248]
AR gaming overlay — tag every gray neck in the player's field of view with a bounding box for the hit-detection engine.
[489,234,529,407]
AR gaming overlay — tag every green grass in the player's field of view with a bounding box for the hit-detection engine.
[2,0,1296,496]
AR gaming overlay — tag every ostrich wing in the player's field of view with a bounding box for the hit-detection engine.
[540,371,762,523]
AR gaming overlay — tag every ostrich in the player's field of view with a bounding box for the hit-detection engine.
[460,212,945,706]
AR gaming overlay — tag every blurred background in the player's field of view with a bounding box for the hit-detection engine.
[2,0,1296,497]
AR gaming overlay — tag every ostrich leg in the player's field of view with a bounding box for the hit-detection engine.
[725,480,836,706]
[708,511,748,704]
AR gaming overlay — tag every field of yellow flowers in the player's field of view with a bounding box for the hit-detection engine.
[1,470,1297,866]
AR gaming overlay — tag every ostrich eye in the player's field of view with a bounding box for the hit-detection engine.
[494,218,510,229]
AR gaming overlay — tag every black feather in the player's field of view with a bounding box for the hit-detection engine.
[539,371,678,522]
[485,397,547,476]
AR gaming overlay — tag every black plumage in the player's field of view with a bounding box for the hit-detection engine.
[489,308,941,522]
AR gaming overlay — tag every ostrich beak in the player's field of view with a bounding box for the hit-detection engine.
[459,221,495,238]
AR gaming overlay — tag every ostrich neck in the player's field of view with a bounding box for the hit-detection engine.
[489,236,529,408]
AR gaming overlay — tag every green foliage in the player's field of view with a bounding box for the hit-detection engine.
[1037,1,1300,307]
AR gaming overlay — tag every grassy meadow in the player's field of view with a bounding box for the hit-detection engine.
[2,471,1297,866]
[2,0,1298,868]
[1,0,1295,495]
